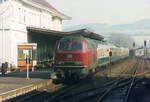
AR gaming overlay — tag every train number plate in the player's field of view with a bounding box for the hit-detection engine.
[67,54,72,58]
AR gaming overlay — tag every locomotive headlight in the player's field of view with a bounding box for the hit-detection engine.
[75,61,82,65]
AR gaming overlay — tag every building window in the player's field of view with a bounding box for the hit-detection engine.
[52,16,55,21]
[18,8,22,23]
[60,19,62,24]
[11,5,14,22]
[32,12,34,26]
[23,10,26,24]
[33,13,36,26]
[35,13,39,27]
[28,11,33,25]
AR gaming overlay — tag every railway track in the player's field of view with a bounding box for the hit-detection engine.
[7,62,107,102]
[51,78,131,102]
[95,58,143,102]
[6,58,141,102]
[45,59,129,102]
[45,58,137,102]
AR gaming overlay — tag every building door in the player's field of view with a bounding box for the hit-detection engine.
[18,43,37,70]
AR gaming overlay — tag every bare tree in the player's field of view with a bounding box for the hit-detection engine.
[109,33,134,49]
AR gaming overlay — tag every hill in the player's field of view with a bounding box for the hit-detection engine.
[64,19,150,36]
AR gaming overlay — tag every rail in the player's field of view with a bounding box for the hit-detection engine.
[47,58,136,102]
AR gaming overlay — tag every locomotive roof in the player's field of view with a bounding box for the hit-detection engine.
[27,27,104,41]
[59,35,94,43]
[65,29,104,41]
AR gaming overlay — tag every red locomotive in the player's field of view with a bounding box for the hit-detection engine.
[54,35,129,81]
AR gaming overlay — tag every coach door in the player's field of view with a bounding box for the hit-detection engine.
[18,43,37,70]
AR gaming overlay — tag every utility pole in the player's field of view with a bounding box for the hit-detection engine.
[133,42,135,48]
[109,51,112,77]
[2,15,4,63]
[144,40,147,59]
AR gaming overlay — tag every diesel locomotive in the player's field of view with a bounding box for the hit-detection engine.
[54,35,129,80]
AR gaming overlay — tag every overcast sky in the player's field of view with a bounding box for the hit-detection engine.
[48,0,150,27]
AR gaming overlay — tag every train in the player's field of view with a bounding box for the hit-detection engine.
[53,35,129,81]
[135,48,144,57]
[130,48,150,59]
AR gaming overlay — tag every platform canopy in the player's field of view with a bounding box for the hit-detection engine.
[27,27,104,62]
[27,27,104,41]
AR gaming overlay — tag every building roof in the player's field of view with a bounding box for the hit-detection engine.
[27,27,104,41]
[29,0,57,10]
[24,0,71,20]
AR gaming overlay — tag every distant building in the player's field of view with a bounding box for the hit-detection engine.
[0,0,70,67]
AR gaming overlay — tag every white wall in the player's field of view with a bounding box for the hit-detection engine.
[0,30,11,66]
[17,1,62,31]
[0,0,63,67]
[11,0,63,31]
[0,1,11,66]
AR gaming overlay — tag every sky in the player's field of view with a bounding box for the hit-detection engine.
[48,0,150,27]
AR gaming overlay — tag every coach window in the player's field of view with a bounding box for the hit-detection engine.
[87,42,93,50]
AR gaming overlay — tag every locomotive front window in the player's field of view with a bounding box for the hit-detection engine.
[58,42,82,50]
[71,43,82,50]
[58,42,69,50]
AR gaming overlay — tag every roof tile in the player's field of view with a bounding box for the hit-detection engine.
[29,0,57,11]
[27,0,71,19]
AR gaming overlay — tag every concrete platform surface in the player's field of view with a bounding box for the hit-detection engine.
[0,71,51,94]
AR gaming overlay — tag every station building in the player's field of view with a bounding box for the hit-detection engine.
[0,0,104,69]
[0,0,70,67]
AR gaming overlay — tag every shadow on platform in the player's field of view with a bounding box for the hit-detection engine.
[0,70,52,79]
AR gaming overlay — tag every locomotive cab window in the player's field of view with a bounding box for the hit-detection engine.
[58,41,69,50]
[58,41,82,50]
[71,42,82,50]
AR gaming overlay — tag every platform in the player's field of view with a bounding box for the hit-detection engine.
[0,70,52,102]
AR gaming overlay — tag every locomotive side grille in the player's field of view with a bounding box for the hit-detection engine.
[73,54,82,60]
[58,61,82,66]
[58,54,66,59]
[56,53,82,61]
